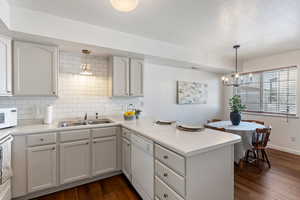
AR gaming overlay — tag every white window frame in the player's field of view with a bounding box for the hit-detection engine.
[235,66,298,117]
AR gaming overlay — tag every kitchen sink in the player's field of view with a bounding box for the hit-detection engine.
[58,119,113,127]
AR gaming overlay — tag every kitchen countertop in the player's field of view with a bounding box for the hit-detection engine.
[0,116,241,157]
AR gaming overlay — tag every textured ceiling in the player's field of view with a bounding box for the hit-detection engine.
[9,0,300,60]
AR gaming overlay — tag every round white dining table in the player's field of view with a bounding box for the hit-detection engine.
[207,121,265,163]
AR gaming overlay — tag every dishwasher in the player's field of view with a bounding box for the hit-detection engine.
[131,134,154,200]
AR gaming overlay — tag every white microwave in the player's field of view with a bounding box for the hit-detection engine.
[0,108,17,129]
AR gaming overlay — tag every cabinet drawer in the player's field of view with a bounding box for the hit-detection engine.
[155,177,184,200]
[27,133,56,146]
[155,160,185,197]
[122,128,131,140]
[155,144,185,176]
[60,129,90,142]
[92,127,116,138]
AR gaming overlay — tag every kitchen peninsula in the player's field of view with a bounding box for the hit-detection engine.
[9,117,241,200]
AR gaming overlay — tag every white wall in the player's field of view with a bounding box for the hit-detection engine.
[0,52,223,125]
[235,50,300,155]
[143,63,223,124]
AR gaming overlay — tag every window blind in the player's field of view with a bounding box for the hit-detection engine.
[235,66,297,115]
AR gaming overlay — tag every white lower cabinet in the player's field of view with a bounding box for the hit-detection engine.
[92,136,117,176]
[60,140,91,184]
[27,144,57,193]
[122,137,131,181]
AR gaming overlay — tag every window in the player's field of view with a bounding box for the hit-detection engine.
[235,66,297,116]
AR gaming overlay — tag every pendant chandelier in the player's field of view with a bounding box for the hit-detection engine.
[80,49,92,76]
[222,45,252,87]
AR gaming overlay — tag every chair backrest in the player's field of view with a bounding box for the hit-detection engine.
[204,125,226,132]
[207,119,222,123]
[252,127,272,148]
[242,120,265,125]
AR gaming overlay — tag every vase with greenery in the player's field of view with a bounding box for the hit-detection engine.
[229,95,246,125]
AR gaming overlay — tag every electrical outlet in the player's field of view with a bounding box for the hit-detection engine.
[291,137,296,142]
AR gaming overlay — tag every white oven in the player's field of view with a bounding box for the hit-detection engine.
[0,108,17,130]
[0,135,13,200]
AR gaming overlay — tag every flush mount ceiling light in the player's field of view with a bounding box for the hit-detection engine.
[110,0,139,12]
[80,49,92,76]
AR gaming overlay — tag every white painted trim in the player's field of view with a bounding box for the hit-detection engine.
[268,143,300,156]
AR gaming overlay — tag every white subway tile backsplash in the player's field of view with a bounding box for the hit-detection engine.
[0,52,141,122]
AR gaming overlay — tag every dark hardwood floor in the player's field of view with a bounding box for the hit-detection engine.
[33,149,300,200]
[33,175,142,200]
[235,149,300,200]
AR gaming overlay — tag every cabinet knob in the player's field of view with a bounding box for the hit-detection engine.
[40,138,44,141]
[52,147,56,150]
[163,155,168,159]
[6,90,11,93]
[163,173,168,177]
[86,142,89,145]
[163,194,168,198]
[52,91,56,95]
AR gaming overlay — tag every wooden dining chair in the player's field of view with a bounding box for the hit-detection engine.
[207,119,222,123]
[204,125,226,132]
[242,119,265,125]
[245,127,272,168]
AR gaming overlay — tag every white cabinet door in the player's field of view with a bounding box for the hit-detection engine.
[110,56,129,96]
[60,140,90,184]
[27,144,57,193]
[130,59,144,97]
[122,137,131,181]
[13,41,58,96]
[0,35,12,96]
[92,136,117,176]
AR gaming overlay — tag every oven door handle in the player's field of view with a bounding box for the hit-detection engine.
[0,135,13,145]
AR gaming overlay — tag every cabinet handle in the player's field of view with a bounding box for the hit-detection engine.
[6,90,11,93]
[163,155,168,159]
[40,138,44,141]
[163,194,168,198]
[127,143,130,146]
[163,173,168,177]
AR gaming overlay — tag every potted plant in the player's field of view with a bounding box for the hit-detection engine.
[229,95,246,126]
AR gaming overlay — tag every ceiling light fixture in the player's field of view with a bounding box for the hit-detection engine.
[222,45,253,87]
[80,49,92,76]
[110,0,139,12]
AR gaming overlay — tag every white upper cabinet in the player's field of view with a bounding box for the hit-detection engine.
[109,56,130,96]
[0,35,12,96]
[13,41,58,96]
[130,59,144,97]
[109,56,144,97]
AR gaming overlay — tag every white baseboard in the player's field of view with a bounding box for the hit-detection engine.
[268,143,300,156]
